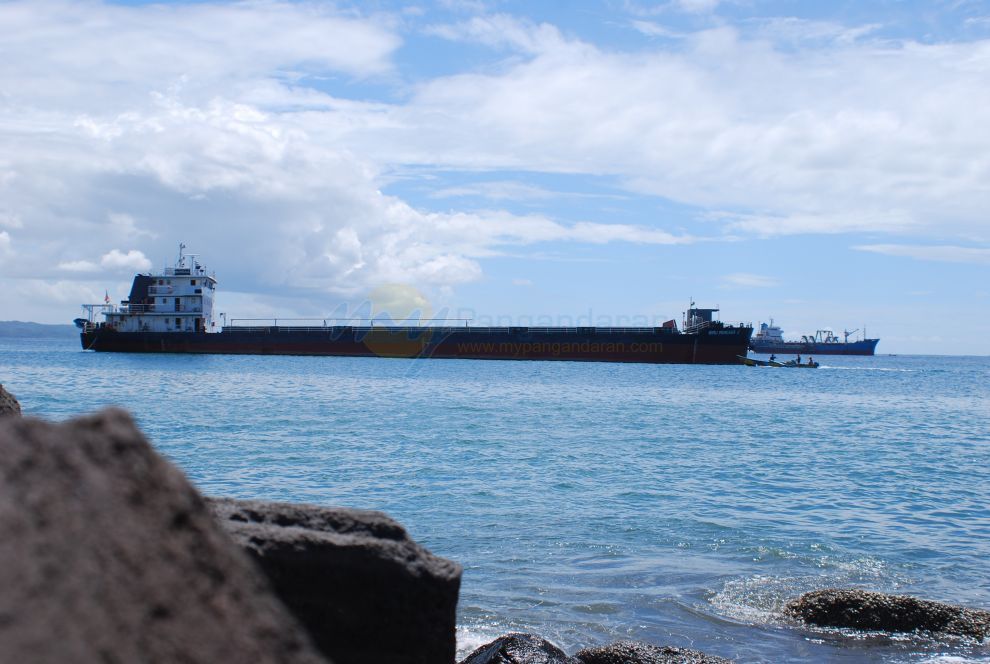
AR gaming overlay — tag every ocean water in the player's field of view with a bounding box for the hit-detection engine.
[2,337,989,663]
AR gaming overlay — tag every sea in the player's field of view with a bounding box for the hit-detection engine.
[2,337,989,663]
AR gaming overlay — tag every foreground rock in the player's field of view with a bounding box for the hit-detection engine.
[459,633,572,663]
[211,497,462,664]
[459,635,732,664]
[0,384,20,416]
[787,589,990,640]
[0,409,327,664]
[575,641,732,663]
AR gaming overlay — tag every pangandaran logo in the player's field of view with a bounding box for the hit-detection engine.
[359,284,448,359]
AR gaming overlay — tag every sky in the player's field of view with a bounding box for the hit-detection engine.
[1,0,988,354]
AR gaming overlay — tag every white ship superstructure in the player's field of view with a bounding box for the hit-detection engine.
[753,320,785,344]
[81,244,217,334]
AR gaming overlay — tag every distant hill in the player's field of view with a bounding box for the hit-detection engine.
[0,320,79,338]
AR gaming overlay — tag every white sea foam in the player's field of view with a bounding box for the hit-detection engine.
[455,626,502,659]
[709,555,908,627]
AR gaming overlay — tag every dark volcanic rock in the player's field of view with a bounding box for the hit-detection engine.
[459,633,573,664]
[0,409,327,664]
[0,384,20,417]
[575,641,732,663]
[210,496,462,664]
[787,588,990,639]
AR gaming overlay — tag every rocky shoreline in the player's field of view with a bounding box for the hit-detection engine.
[0,383,21,417]
[1,388,987,663]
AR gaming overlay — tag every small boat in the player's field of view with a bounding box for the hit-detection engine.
[777,359,819,368]
[738,355,819,368]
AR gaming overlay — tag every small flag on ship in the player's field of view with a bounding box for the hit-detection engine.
[104,290,110,304]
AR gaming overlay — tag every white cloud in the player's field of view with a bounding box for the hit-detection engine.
[346,20,990,242]
[512,278,534,286]
[57,260,99,273]
[16,279,105,306]
[853,244,990,264]
[721,272,778,288]
[0,231,10,256]
[108,212,155,240]
[101,249,152,272]
[429,180,627,203]
[0,211,22,229]
[425,14,566,54]
[438,0,490,12]
[673,0,722,14]
[367,283,435,321]
[627,0,723,15]
[720,210,919,237]
[0,1,399,112]
[631,20,684,39]
[568,222,689,244]
[753,18,881,44]
[430,181,558,200]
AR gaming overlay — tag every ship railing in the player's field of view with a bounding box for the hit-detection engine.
[81,303,116,322]
[121,304,151,313]
[221,324,693,334]
[107,303,203,314]
[225,317,475,330]
[455,326,672,334]
[684,320,752,334]
[163,267,212,277]
[683,320,711,334]
[225,317,752,332]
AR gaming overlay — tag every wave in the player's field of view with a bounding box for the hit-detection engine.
[819,366,919,372]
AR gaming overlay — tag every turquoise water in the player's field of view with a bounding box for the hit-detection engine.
[3,338,989,663]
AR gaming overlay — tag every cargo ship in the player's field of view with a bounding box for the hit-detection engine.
[749,320,879,356]
[77,246,753,364]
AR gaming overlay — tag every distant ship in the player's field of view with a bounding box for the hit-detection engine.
[749,320,879,356]
[77,246,753,364]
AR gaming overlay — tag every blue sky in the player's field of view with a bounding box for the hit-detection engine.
[0,0,988,353]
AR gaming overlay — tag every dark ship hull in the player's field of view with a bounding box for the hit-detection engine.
[81,324,753,365]
[749,338,879,356]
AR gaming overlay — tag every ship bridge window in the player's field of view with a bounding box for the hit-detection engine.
[191,279,196,286]
[158,280,164,285]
